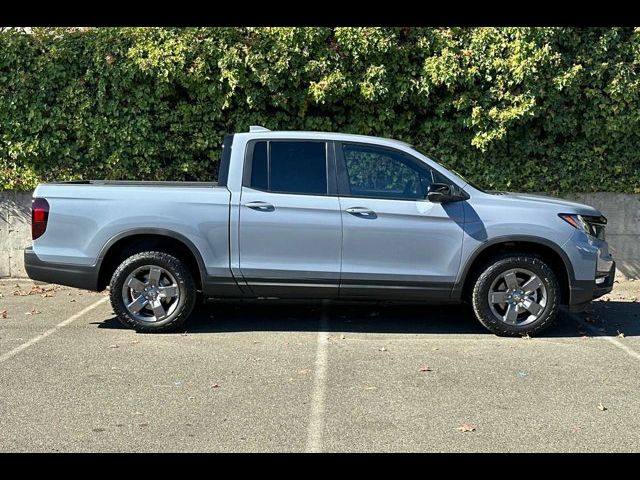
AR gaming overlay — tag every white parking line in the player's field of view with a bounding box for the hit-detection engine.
[590,330,640,361]
[0,297,109,364]
[569,312,640,362]
[306,301,330,453]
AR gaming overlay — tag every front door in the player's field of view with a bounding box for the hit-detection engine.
[238,140,341,297]
[336,142,465,299]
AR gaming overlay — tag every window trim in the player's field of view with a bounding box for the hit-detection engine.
[217,134,234,187]
[242,139,337,196]
[335,141,456,202]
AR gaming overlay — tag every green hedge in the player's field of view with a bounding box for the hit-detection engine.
[1,27,639,193]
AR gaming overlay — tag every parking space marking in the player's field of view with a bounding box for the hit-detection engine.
[0,297,109,364]
[593,332,640,361]
[306,301,330,453]
[568,312,640,362]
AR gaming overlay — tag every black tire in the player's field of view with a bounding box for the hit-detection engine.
[471,254,559,337]
[109,251,196,333]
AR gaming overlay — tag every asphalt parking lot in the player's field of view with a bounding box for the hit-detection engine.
[1,278,639,452]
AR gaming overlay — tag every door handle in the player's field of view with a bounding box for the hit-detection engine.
[345,207,376,217]
[244,201,275,211]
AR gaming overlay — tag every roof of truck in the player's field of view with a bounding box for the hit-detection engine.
[242,126,413,148]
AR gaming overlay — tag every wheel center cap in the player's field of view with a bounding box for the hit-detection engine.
[145,286,159,300]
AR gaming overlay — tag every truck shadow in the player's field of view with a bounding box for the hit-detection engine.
[96,299,640,338]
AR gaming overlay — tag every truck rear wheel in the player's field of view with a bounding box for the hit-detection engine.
[109,251,196,333]
[471,254,559,337]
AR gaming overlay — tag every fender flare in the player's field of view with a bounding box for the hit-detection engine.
[96,228,208,288]
[452,234,576,298]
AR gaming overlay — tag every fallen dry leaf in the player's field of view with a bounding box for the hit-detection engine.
[31,285,58,296]
[1,310,7,319]
[419,366,433,372]
[457,423,476,432]
[13,285,56,297]
[597,402,607,411]
[210,383,221,389]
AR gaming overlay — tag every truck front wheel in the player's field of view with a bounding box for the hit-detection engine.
[109,251,196,333]
[471,254,560,337]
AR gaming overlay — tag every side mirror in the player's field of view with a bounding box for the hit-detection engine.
[426,183,468,203]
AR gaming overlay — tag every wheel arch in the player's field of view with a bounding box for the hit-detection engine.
[455,235,575,305]
[96,228,206,292]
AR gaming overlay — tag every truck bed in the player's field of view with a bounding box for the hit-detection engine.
[31,181,232,283]
[45,180,219,187]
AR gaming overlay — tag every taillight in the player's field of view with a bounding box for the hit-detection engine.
[32,197,50,240]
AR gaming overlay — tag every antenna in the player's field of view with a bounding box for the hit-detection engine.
[249,125,271,132]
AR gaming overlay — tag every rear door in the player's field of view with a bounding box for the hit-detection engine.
[336,142,465,299]
[238,140,342,297]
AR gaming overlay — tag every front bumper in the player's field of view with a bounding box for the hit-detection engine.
[24,247,100,290]
[569,261,616,312]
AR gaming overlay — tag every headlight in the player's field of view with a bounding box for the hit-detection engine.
[559,214,606,240]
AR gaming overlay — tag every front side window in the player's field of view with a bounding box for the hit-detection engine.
[248,141,328,195]
[342,144,434,200]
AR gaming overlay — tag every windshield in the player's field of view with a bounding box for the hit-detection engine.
[413,147,486,193]
[443,165,486,193]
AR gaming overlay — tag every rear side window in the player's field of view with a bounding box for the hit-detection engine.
[247,141,328,195]
[250,141,268,190]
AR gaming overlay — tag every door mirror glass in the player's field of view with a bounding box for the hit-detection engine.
[427,183,468,203]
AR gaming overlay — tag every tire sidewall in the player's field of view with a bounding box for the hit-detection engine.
[472,256,559,336]
[110,252,196,332]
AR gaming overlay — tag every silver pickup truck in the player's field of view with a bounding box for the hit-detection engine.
[25,126,615,336]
